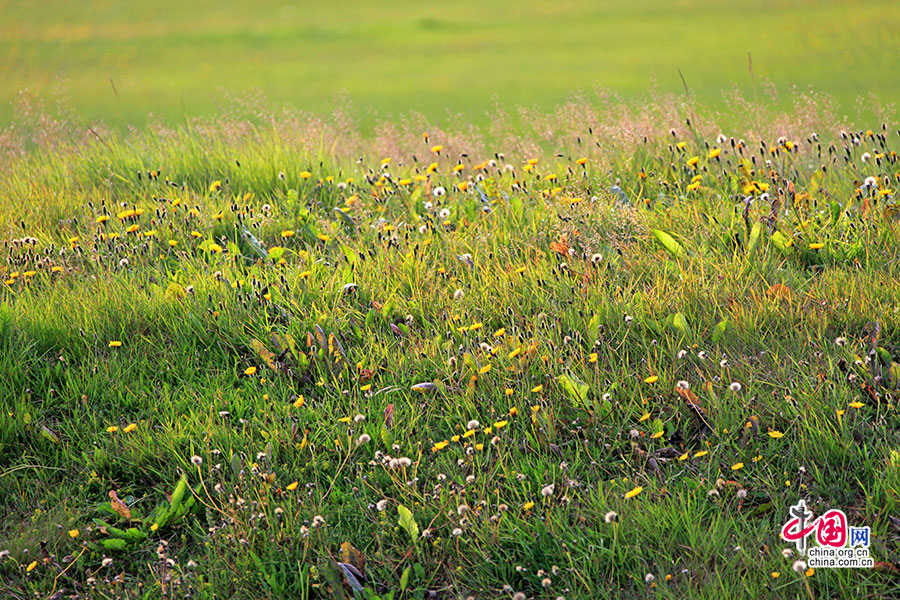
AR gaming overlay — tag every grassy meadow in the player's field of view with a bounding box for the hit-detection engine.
[1,94,900,599]
[3,0,900,128]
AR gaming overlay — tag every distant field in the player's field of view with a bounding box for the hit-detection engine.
[2,0,900,128]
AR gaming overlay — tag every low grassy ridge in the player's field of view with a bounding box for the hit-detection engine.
[1,100,900,599]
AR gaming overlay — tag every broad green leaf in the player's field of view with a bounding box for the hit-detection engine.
[670,312,691,337]
[397,504,419,542]
[400,566,411,591]
[267,246,286,261]
[557,373,589,406]
[771,231,794,254]
[746,222,762,257]
[712,319,730,343]
[652,229,687,259]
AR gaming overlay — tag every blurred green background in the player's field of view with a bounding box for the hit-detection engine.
[2,0,897,128]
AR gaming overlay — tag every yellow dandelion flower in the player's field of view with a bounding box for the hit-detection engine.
[650,431,664,439]
[849,401,864,408]
[300,171,312,179]
[767,430,783,438]
[244,366,257,376]
[708,148,721,159]
[209,180,222,192]
[106,425,119,433]
[644,375,658,383]
[150,522,159,531]
[287,481,299,491]
[639,413,651,422]
[589,353,598,363]
[509,406,518,416]
[494,420,508,429]
[27,560,38,572]
[479,364,491,374]
[68,529,79,538]
[809,243,824,250]
[293,395,305,408]
[693,450,708,458]
[624,486,643,499]
[523,501,535,511]
[109,340,122,347]
[731,462,744,471]
[431,145,443,153]
[123,423,137,433]
[281,230,295,238]
[433,440,449,451]
[531,384,543,393]
[509,347,522,359]
[686,156,700,167]
[361,384,372,392]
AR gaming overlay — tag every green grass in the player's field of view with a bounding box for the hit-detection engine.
[1,99,899,598]
[2,0,900,128]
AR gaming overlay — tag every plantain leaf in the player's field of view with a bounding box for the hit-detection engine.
[746,222,762,257]
[712,319,730,343]
[652,229,687,259]
[771,231,794,254]
[557,373,589,406]
[670,312,691,338]
[397,504,419,542]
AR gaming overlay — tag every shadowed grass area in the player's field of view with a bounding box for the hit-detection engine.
[2,0,900,128]
[1,99,899,598]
